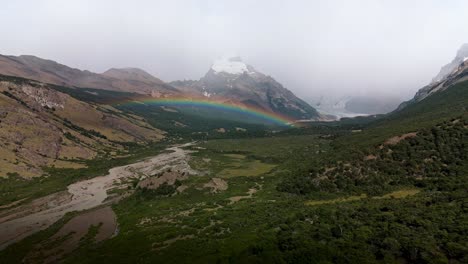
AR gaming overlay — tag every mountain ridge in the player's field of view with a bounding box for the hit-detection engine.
[0,54,178,96]
[397,44,468,111]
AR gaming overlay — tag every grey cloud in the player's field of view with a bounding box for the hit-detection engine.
[1,0,468,101]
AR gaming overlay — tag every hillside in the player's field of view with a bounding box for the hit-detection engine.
[2,81,466,262]
[0,74,164,177]
[0,55,178,95]
[2,1,468,262]
[0,72,467,263]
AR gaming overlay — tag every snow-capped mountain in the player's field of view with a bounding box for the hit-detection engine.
[171,57,320,120]
[210,56,254,75]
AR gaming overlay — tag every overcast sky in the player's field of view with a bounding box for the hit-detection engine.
[1,0,468,100]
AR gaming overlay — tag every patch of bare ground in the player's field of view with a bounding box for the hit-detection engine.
[364,154,377,161]
[151,220,225,251]
[137,170,189,190]
[0,191,72,222]
[324,167,336,173]
[203,178,228,193]
[0,191,73,249]
[173,121,186,127]
[138,208,197,228]
[0,198,28,210]
[384,132,417,145]
[23,206,117,263]
[152,235,195,251]
[176,185,189,193]
[160,106,178,113]
[203,204,224,212]
[177,208,196,217]
[228,185,261,204]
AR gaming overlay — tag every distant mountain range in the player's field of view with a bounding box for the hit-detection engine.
[0,55,179,96]
[0,55,320,122]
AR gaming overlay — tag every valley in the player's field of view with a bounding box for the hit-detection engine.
[1,108,466,263]
[0,36,467,263]
[0,134,333,263]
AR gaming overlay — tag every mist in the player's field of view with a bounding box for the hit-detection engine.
[1,0,468,101]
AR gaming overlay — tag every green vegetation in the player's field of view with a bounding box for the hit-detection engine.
[278,116,468,196]
[119,103,279,140]
[139,181,182,197]
[334,81,468,150]
[49,82,289,138]
[1,78,468,263]
[219,159,276,178]
[62,118,108,139]
[305,188,420,206]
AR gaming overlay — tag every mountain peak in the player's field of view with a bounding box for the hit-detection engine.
[456,43,468,58]
[397,43,468,111]
[171,56,320,121]
[211,56,253,75]
[432,43,468,83]
[102,67,163,84]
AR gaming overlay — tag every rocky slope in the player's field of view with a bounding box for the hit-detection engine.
[171,57,320,120]
[0,55,178,96]
[398,44,468,110]
[0,75,164,177]
[432,43,468,83]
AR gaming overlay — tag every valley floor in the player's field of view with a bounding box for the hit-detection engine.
[0,131,467,263]
[0,143,195,251]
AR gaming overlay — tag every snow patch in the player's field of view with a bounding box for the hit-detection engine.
[211,57,250,75]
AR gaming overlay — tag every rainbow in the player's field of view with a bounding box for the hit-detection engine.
[113,97,296,127]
